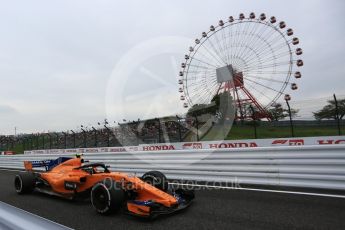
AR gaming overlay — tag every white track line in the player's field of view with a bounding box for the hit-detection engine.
[169,182,345,199]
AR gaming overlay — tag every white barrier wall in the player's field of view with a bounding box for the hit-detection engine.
[23,135,345,154]
[2,145,345,191]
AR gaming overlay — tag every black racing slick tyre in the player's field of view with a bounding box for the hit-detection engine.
[91,181,125,215]
[142,171,168,192]
[14,172,36,194]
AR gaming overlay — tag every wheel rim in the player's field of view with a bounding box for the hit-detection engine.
[143,176,155,185]
[92,185,110,212]
[143,175,160,188]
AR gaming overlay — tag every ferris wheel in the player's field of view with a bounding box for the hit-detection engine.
[178,13,303,120]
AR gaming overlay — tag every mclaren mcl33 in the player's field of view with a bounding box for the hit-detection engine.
[14,156,194,218]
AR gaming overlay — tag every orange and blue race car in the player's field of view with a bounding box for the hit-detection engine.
[14,155,194,218]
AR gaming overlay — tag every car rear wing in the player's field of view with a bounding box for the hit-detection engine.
[24,157,72,171]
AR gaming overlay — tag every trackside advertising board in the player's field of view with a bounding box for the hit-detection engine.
[23,136,345,154]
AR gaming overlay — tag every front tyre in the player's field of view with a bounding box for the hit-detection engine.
[91,181,124,215]
[14,172,36,194]
[142,171,168,192]
[175,188,195,201]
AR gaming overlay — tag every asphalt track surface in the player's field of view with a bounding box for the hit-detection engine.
[1,170,345,230]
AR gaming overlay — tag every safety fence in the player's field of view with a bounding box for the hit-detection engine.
[1,145,345,191]
[1,93,344,153]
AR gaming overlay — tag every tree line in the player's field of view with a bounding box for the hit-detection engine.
[186,94,345,121]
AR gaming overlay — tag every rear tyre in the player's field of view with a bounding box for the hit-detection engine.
[91,181,124,215]
[14,172,36,194]
[142,171,168,192]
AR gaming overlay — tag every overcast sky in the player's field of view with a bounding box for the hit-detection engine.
[0,0,344,135]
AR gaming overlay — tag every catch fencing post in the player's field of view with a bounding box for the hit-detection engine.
[30,134,34,150]
[62,132,67,149]
[194,115,199,141]
[156,118,161,143]
[47,133,52,149]
[92,127,98,147]
[176,115,182,142]
[81,127,87,148]
[70,130,76,148]
[103,125,110,147]
[334,94,341,135]
[54,133,59,149]
[42,134,45,149]
[250,105,257,139]
[36,134,39,150]
[285,94,294,137]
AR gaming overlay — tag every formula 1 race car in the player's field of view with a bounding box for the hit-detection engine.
[14,155,194,218]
